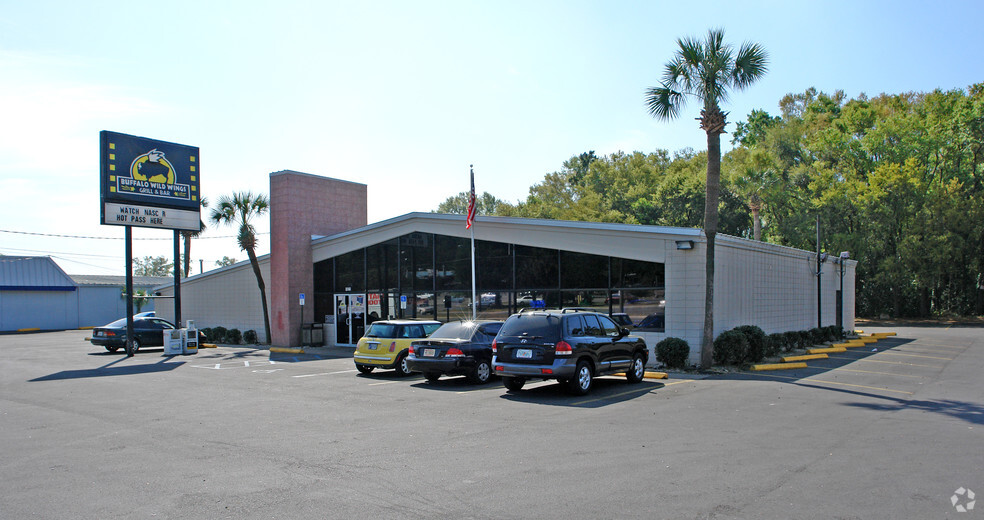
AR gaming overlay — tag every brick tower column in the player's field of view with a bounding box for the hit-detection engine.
[270,171,367,347]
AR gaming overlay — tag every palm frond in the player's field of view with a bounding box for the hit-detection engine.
[732,41,769,90]
[645,85,685,121]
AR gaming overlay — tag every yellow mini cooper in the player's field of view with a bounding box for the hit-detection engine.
[354,320,442,376]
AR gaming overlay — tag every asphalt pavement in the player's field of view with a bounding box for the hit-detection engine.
[0,325,981,519]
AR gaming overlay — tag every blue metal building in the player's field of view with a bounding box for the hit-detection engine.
[0,256,168,331]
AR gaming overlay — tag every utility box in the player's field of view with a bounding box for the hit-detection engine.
[163,329,185,356]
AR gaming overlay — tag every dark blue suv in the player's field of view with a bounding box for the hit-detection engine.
[492,310,648,395]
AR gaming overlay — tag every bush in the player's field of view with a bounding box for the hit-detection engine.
[782,331,800,352]
[796,330,812,349]
[765,333,785,357]
[211,326,228,344]
[199,327,213,342]
[713,329,750,365]
[655,337,690,369]
[808,327,826,345]
[226,328,242,345]
[243,329,258,344]
[733,325,767,363]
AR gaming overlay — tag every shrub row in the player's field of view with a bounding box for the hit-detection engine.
[199,327,259,345]
[714,325,845,366]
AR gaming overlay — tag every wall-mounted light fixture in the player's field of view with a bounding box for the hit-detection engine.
[675,240,694,250]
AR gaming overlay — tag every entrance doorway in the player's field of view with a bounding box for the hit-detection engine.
[334,294,366,346]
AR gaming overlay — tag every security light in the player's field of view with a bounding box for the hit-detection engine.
[675,240,694,250]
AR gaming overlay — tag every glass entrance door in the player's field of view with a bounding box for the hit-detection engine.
[334,294,366,346]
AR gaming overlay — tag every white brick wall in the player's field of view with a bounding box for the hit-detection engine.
[156,258,272,343]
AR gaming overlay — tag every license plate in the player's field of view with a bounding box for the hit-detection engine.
[516,349,533,359]
[368,342,379,350]
[423,348,436,357]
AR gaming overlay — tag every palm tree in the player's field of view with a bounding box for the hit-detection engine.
[210,191,271,344]
[182,197,208,277]
[646,29,768,368]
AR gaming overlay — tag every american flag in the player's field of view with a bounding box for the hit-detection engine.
[466,165,476,229]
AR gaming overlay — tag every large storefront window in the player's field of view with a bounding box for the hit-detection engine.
[515,245,558,289]
[316,233,666,332]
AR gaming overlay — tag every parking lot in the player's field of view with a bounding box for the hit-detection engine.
[1,326,982,519]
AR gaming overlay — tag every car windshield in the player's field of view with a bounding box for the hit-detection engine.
[428,322,479,340]
[365,323,399,338]
[106,318,127,328]
[498,314,562,341]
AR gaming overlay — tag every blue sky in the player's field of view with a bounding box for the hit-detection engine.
[2,0,982,274]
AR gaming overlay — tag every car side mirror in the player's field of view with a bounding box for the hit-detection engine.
[618,327,629,338]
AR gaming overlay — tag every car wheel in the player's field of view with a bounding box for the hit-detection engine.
[503,376,526,391]
[626,354,645,383]
[356,364,375,374]
[566,360,593,395]
[394,353,412,377]
[424,372,441,382]
[131,338,141,353]
[468,359,492,384]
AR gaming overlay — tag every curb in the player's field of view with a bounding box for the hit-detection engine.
[613,371,668,380]
[17,328,40,333]
[751,362,808,371]
[807,347,847,355]
[270,347,305,354]
[781,353,828,362]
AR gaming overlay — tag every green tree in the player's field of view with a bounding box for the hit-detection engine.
[133,256,172,277]
[210,191,271,344]
[436,191,506,216]
[646,28,769,367]
[215,256,238,267]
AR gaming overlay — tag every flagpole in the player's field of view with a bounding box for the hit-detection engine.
[469,165,477,321]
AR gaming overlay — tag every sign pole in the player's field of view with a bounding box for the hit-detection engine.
[125,226,134,357]
[174,229,181,327]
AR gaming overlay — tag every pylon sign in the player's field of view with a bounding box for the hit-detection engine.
[99,130,201,231]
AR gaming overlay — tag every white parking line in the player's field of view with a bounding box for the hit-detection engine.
[292,369,359,378]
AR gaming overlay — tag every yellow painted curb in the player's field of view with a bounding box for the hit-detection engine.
[856,329,864,334]
[872,332,897,337]
[782,354,828,362]
[833,342,865,348]
[859,337,878,343]
[612,371,669,379]
[78,326,94,330]
[270,347,305,354]
[17,327,40,332]
[751,362,808,371]
[807,347,847,355]
[200,343,217,348]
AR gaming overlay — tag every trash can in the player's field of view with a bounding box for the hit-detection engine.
[164,329,185,356]
[302,323,323,348]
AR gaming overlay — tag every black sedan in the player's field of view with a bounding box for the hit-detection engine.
[406,320,504,384]
[90,317,205,353]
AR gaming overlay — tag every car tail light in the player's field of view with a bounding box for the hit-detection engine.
[495,366,504,371]
[446,348,464,358]
[104,331,116,336]
[408,344,415,355]
[491,340,497,353]
[541,368,553,375]
[555,341,573,356]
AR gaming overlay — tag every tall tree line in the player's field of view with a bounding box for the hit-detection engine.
[438,84,984,318]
